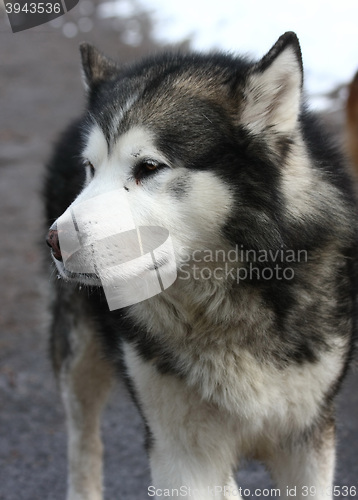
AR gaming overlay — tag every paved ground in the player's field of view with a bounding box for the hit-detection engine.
[0,8,357,500]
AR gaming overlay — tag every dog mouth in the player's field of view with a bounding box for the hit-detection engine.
[52,254,102,286]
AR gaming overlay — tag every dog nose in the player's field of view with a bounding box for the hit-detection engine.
[46,228,63,261]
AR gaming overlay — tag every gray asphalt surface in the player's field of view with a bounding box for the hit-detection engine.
[0,8,357,500]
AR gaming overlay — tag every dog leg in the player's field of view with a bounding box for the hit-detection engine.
[51,297,113,500]
[267,418,336,500]
[123,343,241,500]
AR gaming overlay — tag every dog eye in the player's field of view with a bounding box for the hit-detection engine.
[145,163,158,171]
[142,160,160,171]
[134,159,167,183]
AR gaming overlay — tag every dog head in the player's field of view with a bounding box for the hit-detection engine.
[47,32,305,309]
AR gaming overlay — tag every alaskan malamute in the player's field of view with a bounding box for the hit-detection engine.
[45,32,358,499]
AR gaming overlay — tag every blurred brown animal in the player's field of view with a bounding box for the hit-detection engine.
[346,71,358,173]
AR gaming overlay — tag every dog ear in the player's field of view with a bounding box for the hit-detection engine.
[241,32,303,135]
[79,43,120,91]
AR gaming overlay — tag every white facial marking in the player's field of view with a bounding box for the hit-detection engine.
[109,93,140,138]
[82,124,108,168]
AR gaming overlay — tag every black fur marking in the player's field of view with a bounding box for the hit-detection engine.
[49,287,74,374]
[84,52,252,147]
[300,108,358,206]
[43,118,87,222]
